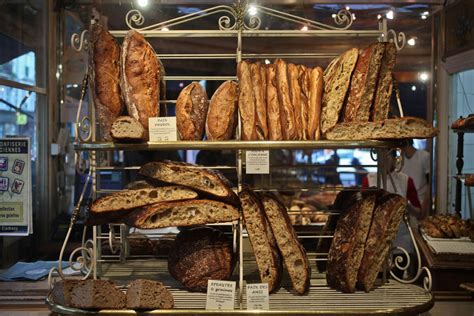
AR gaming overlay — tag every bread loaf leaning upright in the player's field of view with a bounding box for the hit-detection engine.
[121,30,161,131]
[288,63,303,140]
[298,65,310,140]
[275,59,298,140]
[206,81,238,140]
[237,61,257,140]
[371,43,397,121]
[307,67,324,140]
[89,23,124,141]
[251,63,269,140]
[176,82,209,140]
[266,64,283,141]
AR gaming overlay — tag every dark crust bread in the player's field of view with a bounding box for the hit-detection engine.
[124,199,239,229]
[89,24,124,141]
[275,59,298,140]
[176,82,209,140]
[126,279,174,309]
[240,189,282,293]
[238,61,257,140]
[298,65,310,140]
[266,64,283,140]
[262,194,310,295]
[139,160,240,206]
[206,81,238,140]
[51,280,80,307]
[357,193,407,292]
[168,227,233,292]
[121,30,160,130]
[251,63,269,140]
[69,280,126,309]
[326,193,377,293]
[372,43,397,121]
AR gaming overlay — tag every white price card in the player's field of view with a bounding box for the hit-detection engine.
[246,283,269,310]
[245,150,270,174]
[205,280,236,310]
[148,117,177,142]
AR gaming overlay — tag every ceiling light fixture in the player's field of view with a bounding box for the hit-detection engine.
[301,25,308,31]
[407,38,416,46]
[421,11,429,20]
[386,10,394,20]
[136,0,149,8]
[264,59,271,65]
[411,85,417,91]
[248,5,258,16]
[345,6,350,11]
[332,14,337,18]
[419,72,429,82]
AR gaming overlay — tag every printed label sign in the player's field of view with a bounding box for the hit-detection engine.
[149,117,177,142]
[246,283,269,310]
[205,280,236,310]
[246,150,270,174]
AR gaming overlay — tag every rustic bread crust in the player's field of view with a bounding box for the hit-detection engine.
[372,43,397,121]
[206,81,238,140]
[288,63,303,140]
[251,63,269,140]
[89,24,124,141]
[307,67,324,140]
[266,64,283,140]
[176,82,209,140]
[275,59,298,140]
[110,116,145,142]
[465,174,474,186]
[298,65,310,140]
[238,61,257,140]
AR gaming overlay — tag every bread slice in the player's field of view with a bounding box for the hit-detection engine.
[139,160,240,206]
[357,193,407,292]
[326,193,377,293]
[320,48,358,135]
[325,117,438,140]
[51,280,80,307]
[125,199,239,229]
[126,279,174,309]
[261,194,310,295]
[70,279,126,309]
[240,189,282,293]
[110,116,145,142]
[372,43,397,121]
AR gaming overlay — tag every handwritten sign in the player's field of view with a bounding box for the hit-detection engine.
[246,283,269,310]
[149,117,177,141]
[246,150,270,174]
[206,280,236,310]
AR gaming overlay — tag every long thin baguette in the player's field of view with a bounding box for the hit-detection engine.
[288,63,303,140]
[237,61,257,140]
[262,194,310,295]
[251,63,268,140]
[275,59,297,140]
[266,65,283,140]
[307,67,324,140]
[298,65,310,140]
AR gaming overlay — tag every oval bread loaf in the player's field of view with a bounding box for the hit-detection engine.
[206,81,238,140]
[176,82,209,140]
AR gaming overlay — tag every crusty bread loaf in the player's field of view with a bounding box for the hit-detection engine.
[357,193,407,292]
[266,64,283,141]
[168,227,233,292]
[139,160,239,206]
[320,48,358,135]
[89,23,124,141]
[176,82,209,140]
[70,280,126,309]
[126,279,174,309]
[125,199,239,229]
[90,186,197,213]
[298,65,310,140]
[344,43,385,122]
[307,67,324,140]
[288,63,303,140]
[110,116,145,142]
[275,59,298,140]
[325,117,439,140]
[240,189,282,293]
[51,280,80,307]
[251,63,268,140]
[237,61,257,140]
[206,81,238,140]
[121,30,161,131]
[262,194,310,295]
[372,43,397,121]
[326,193,377,293]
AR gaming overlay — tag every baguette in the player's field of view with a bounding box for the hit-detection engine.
[325,117,438,140]
[237,61,257,140]
[240,189,282,293]
[125,199,239,229]
[110,116,145,142]
[251,63,269,140]
[307,67,324,140]
[275,59,297,140]
[206,81,238,140]
[139,160,240,206]
[372,43,397,121]
[288,63,303,140]
[176,82,209,140]
[266,64,283,140]
[262,194,310,295]
[89,23,124,141]
[298,65,310,140]
[357,193,407,292]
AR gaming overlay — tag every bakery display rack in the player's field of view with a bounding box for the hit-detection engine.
[48,2,434,314]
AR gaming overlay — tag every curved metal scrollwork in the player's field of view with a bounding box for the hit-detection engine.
[75,73,92,143]
[387,29,406,51]
[126,9,145,30]
[71,29,89,52]
[333,9,354,29]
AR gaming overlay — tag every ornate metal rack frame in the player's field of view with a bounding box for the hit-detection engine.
[49,2,433,314]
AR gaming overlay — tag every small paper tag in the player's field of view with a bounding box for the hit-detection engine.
[205,280,236,310]
[246,283,269,310]
[246,150,270,174]
[148,117,177,142]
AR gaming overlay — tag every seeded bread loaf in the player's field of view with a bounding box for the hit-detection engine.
[240,189,282,293]
[126,279,174,309]
[372,43,397,121]
[121,30,160,131]
[326,193,377,293]
[344,43,385,122]
[69,279,126,309]
[110,116,145,142]
[168,227,233,292]
[238,61,257,140]
[139,160,239,206]
[125,199,239,229]
[325,117,438,140]
[320,48,358,135]
[206,81,238,140]
[262,194,310,295]
[357,193,407,292]
[89,23,124,141]
[288,63,303,140]
[307,67,324,140]
[266,64,283,141]
[176,82,209,140]
[275,59,298,140]
[251,63,268,140]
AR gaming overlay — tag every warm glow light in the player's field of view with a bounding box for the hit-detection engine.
[301,25,308,31]
[248,5,258,16]
[264,59,271,65]
[345,6,350,11]
[386,10,394,20]
[407,38,416,46]
[161,27,169,31]
[421,15,427,20]
[352,13,356,20]
[136,0,149,8]
[179,82,184,88]
[411,85,417,91]
[419,72,429,81]
[332,14,337,18]
[377,14,382,20]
